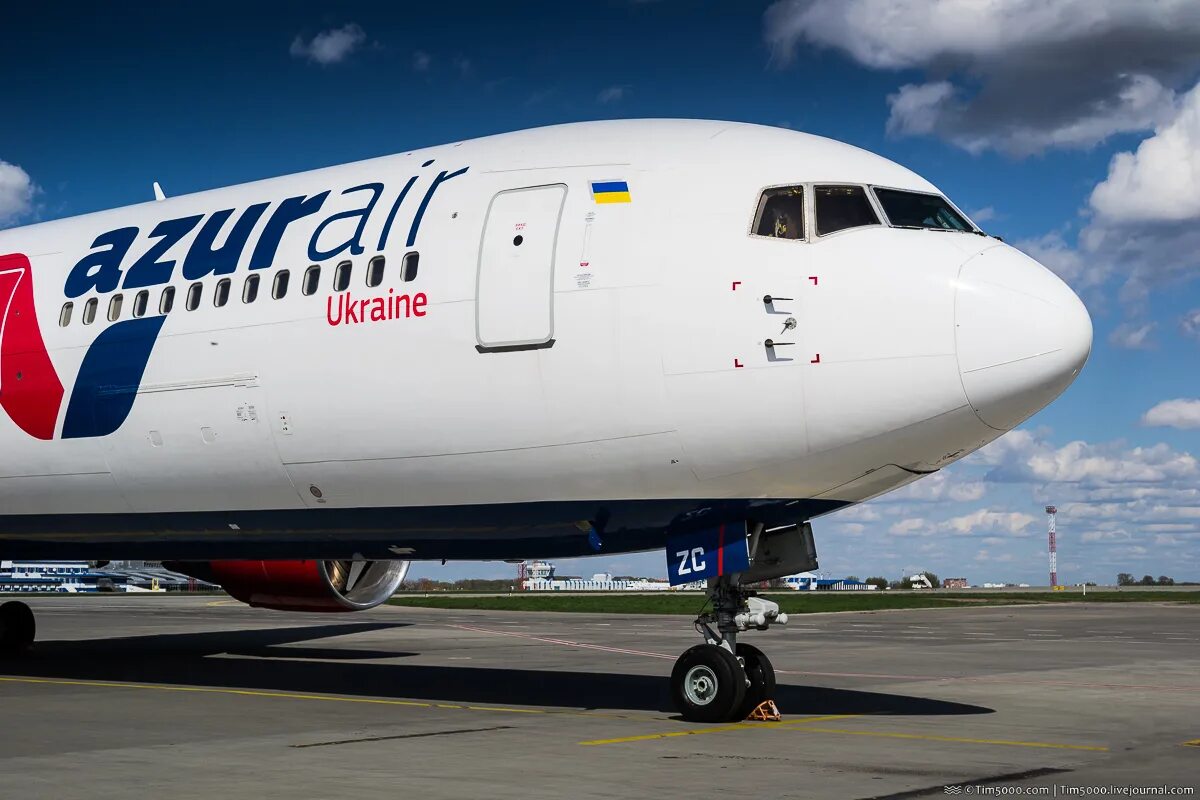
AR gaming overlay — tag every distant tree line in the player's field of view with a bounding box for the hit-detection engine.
[1117,573,1180,586]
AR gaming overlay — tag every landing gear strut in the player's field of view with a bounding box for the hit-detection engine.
[0,600,35,656]
[670,575,787,722]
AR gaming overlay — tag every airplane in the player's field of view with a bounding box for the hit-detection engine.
[0,119,1092,723]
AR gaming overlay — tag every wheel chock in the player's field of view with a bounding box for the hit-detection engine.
[747,700,781,721]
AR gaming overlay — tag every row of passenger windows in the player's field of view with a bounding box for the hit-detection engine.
[752,184,973,241]
[59,252,419,328]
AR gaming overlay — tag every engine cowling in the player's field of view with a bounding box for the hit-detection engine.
[164,559,410,612]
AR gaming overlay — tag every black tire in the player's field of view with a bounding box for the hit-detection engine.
[734,643,776,720]
[0,601,35,657]
[670,644,747,723]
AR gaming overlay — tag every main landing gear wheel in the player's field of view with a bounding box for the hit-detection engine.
[0,600,35,657]
[670,644,747,723]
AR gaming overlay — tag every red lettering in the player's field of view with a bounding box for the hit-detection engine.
[345,293,360,324]
[326,293,343,326]
[413,292,427,317]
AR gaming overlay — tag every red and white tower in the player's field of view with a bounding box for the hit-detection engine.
[1045,505,1058,587]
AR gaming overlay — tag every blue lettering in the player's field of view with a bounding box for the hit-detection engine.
[65,227,139,298]
[407,167,468,247]
[122,215,203,289]
[250,192,330,270]
[375,175,419,252]
[308,183,384,262]
[182,203,269,281]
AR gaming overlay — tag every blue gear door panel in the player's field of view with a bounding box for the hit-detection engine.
[665,523,750,586]
[475,184,567,352]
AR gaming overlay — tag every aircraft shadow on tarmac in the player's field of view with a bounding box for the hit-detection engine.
[2,623,994,719]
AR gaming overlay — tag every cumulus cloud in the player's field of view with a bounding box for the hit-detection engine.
[1090,84,1200,223]
[982,432,1199,487]
[290,23,366,65]
[763,0,1200,156]
[0,160,35,226]
[940,509,1036,536]
[1142,399,1200,430]
[889,518,930,536]
[596,85,629,104]
[1108,322,1157,350]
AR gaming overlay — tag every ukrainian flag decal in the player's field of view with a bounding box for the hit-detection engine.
[591,180,631,204]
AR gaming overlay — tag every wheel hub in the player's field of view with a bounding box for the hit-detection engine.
[683,664,719,706]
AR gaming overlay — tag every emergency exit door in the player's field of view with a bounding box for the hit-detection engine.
[475,184,567,352]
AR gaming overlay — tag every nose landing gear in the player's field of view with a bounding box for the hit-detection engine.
[0,600,36,657]
[670,575,788,722]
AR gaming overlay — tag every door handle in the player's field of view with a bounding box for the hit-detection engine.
[763,295,794,305]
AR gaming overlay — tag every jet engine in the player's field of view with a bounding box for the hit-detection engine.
[164,559,410,612]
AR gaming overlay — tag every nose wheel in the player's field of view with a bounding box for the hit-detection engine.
[670,576,785,722]
[0,600,36,657]
[671,644,747,723]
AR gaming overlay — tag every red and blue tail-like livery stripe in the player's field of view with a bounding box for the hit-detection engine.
[1,252,165,441]
[0,254,65,440]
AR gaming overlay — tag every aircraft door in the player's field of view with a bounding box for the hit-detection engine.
[475,184,567,352]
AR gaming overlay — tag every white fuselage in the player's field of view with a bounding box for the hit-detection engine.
[0,120,1091,561]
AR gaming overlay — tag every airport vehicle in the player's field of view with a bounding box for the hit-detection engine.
[0,120,1091,721]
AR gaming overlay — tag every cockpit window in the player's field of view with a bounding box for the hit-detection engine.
[873,188,973,231]
[814,185,879,236]
[752,186,805,240]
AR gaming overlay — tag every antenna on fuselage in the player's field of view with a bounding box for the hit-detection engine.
[153,182,166,201]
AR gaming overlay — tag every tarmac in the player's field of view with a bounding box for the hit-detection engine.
[0,595,1196,799]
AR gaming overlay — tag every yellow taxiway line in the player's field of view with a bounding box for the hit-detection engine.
[578,714,859,745]
[581,718,1109,752]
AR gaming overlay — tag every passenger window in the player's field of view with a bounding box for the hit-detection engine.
[83,298,98,325]
[186,282,203,311]
[59,302,73,327]
[401,252,419,282]
[273,270,290,299]
[815,185,880,236]
[753,186,805,240]
[243,274,260,304]
[366,256,385,287]
[333,261,352,292]
[133,290,149,318]
[107,294,123,322]
[159,286,176,314]
[302,265,320,296]
[214,278,231,307]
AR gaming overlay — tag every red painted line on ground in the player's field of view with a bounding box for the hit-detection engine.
[448,624,1200,692]
[450,624,675,660]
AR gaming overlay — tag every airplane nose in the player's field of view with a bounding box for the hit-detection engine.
[955,245,1092,431]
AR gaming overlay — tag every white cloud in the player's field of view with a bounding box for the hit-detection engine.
[890,471,986,502]
[596,85,629,104]
[289,23,366,65]
[980,430,1199,487]
[413,50,431,72]
[1142,399,1200,430]
[889,517,930,536]
[1108,321,1157,350]
[969,206,996,223]
[0,160,35,226]
[1090,83,1200,223]
[763,0,1200,156]
[1181,309,1200,340]
[940,509,1036,536]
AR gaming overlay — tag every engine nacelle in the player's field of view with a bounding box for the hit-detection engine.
[164,559,410,612]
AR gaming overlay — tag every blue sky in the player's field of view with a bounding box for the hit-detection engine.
[3,1,1198,585]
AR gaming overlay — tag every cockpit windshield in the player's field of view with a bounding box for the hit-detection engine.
[873,188,974,232]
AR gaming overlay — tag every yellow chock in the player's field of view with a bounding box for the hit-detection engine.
[747,700,781,721]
